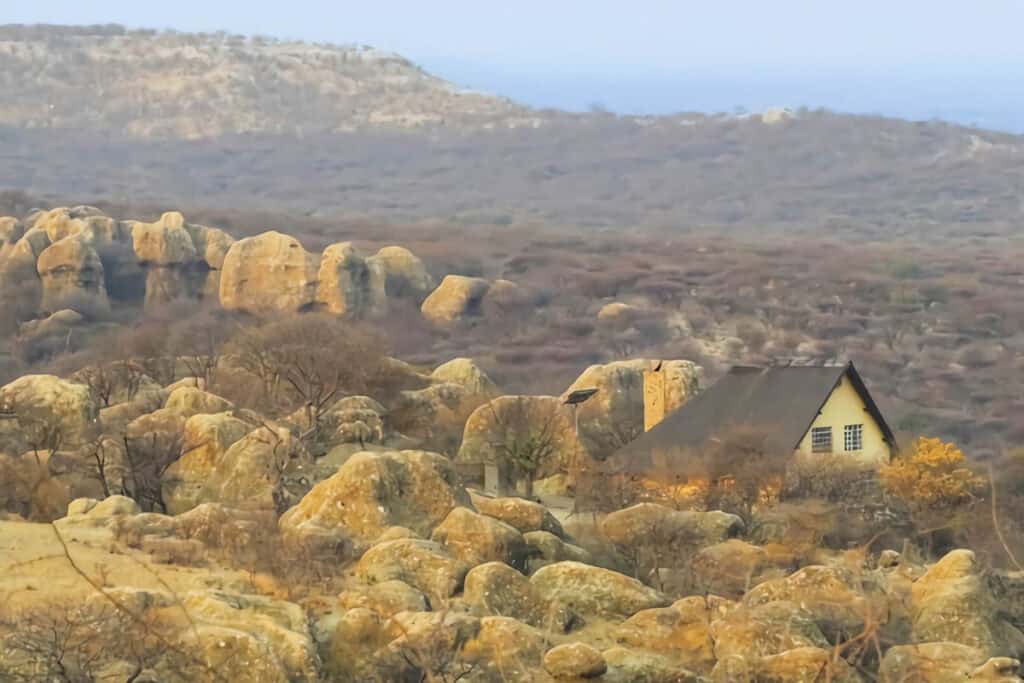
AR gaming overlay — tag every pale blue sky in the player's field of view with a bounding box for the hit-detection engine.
[7,0,1024,70]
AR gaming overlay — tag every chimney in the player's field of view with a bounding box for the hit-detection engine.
[643,363,667,432]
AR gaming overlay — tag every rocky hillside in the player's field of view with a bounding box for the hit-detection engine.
[0,24,535,138]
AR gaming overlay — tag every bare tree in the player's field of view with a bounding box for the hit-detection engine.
[486,397,560,499]
[229,314,385,435]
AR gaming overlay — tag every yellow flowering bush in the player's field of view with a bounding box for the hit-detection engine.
[880,437,983,511]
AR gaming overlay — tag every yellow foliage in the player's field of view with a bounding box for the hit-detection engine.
[879,437,983,511]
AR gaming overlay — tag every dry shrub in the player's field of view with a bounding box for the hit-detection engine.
[783,455,881,503]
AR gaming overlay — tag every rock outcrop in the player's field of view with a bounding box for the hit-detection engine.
[0,374,97,449]
[219,231,319,313]
[614,596,723,674]
[129,212,198,266]
[279,449,469,551]
[35,234,110,314]
[463,561,573,630]
[430,507,532,571]
[470,493,565,536]
[161,412,252,515]
[544,642,608,679]
[529,561,669,622]
[601,504,743,552]
[354,538,470,605]
[421,274,490,323]
[206,426,313,511]
[430,357,499,397]
[315,242,387,318]
[880,642,1022,683]
[369,245,435,303]
[911,549,1024,658]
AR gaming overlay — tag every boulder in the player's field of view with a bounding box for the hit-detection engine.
[689,539,775,598]
[911,549,1024,657]
[460,616,547,682]
[164,386,234,417]
[523,531,593,572]
[0,374,97,448]
[601,647,704,683]
[17,309,85,341]
[744,564,884,642]
[562,359,702,459]
[597,301,644,326]
[544,642,608,679]
[421,274,490,323]
[709,601,829,668]
[320,608,390,681]
[601,504,743,553]
[315,242,387,318]
[391,383,480,451]
[431,357,499,397]
[382,610,481,676]
[470,493,564,536]
[31,207,119,244]
[430,507,533,570]
[219,231,319,313]
[36,234,110,314]
[279,449,469,551]
[174,589,318,682]
[161,412,252,515]
[879,642,1022,683]
[530,561,669,622]
[338,580,429,618]
[210,426,313,512]
[0,216,23,257]
[185,223,234,269]
[614,597,722,674]
[369,245,435,303]
[741,647,864,683]
[463,561,573,631]
[355,539,470,605]
[129,212,197,265]
[457,395,582,481]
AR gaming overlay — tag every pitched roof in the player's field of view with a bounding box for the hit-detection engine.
[609,361,894,470]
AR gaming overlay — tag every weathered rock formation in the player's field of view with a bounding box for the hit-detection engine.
[35,234,110,315]
[279,449,470,551]
[219,231,319,313]
[369,245,435,303]
[421,274,490,323]
[315,242,387,318]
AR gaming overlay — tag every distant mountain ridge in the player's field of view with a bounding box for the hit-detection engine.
[0,23,537,138]
[1,24,1022,239]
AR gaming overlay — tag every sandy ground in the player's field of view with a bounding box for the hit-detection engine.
[0,519,250,613]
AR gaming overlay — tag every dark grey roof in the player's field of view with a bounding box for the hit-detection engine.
[609,361,894,471]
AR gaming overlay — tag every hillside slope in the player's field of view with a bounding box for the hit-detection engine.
[0,24,534,138]
[0,24,1022,238]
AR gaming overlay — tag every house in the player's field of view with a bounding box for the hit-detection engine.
[614,361,896,468]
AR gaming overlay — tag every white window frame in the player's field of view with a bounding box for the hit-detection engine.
[844,424,864,452]
[810,426,833,453]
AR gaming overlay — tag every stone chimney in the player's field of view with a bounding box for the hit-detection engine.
[643,362,667,432]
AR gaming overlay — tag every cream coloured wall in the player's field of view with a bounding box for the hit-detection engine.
[795,374,891,465]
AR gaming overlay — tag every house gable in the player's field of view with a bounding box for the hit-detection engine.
[795,367,893,464]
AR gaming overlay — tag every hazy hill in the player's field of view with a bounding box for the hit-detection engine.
[0,24,1022,238]
[0,24,535,138]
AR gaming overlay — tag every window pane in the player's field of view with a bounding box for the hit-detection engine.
[844,424,863,451]
[811,426,832,453]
